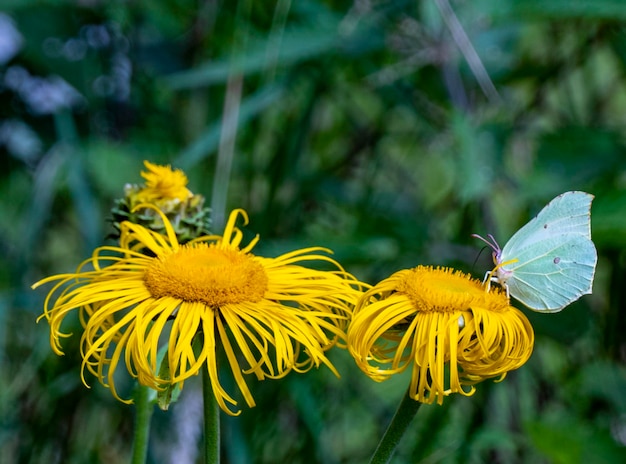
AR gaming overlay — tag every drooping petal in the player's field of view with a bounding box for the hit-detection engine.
[348,266,534,404]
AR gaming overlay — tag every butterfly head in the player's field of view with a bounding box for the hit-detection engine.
[472,233,519,290]
[495,264,513,284]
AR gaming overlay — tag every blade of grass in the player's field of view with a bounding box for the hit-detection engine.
[210,74,243,229]
[164,26,339,90]
[175,84,284,170]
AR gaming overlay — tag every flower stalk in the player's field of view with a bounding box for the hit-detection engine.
[131,385,154,464]
[203,361,220,464]
[369,388,421,464]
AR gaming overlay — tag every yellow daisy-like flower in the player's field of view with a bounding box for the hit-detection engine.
[347,266,534,404]
[130,160,192,206]
[34,208,362,415]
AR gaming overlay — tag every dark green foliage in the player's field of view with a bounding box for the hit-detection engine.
[4,0,626,462]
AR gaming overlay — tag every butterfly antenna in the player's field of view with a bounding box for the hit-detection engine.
[471,244,487,269]
[471,233,501,254]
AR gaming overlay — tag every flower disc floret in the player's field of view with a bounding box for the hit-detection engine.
[144,245,268,306]
[397,266,509,313]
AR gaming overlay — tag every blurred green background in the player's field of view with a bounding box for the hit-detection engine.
[3,0,626,463]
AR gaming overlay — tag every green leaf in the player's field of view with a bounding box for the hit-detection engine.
[510,0,626,20]
[535,127,622,185]
[175,84,285,169]
[156,345,182,411]
[577,361,626,413]
[164,26,340,89]
[592,191,626,248]
[526,410,626,464]
[452,113,497,202]
[526,415,584,464]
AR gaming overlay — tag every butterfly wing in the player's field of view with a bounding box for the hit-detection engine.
[501,191,592,253]
[499,191,597,312]
[502,234,597,311]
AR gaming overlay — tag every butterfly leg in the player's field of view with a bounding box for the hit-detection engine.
[484,274,510,299]
[481,271,492,291]
[493,277,510,299]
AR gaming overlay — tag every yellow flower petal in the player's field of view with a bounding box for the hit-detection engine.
[134,160,192,204]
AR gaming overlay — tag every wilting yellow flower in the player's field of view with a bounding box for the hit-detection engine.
[34,208,362,415]
[112,160,211,243]
[131,160,192,206]
[348,266,534,404]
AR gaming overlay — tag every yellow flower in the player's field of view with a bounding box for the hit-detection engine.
[347,266,534,404]
[131,160,192,206]
[34,208,362,415]
[112,161,211,243]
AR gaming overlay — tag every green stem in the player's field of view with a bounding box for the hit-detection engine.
[131,385,153,464]
[202,362,220,464]
[369,388,421,464]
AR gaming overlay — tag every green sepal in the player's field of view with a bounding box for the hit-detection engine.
[155,333,205,411]
[109,192,212,244]
[156,345,182,411]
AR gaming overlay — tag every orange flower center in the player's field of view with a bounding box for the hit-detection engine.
[397,266,508,313]
[144,244,268,307]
